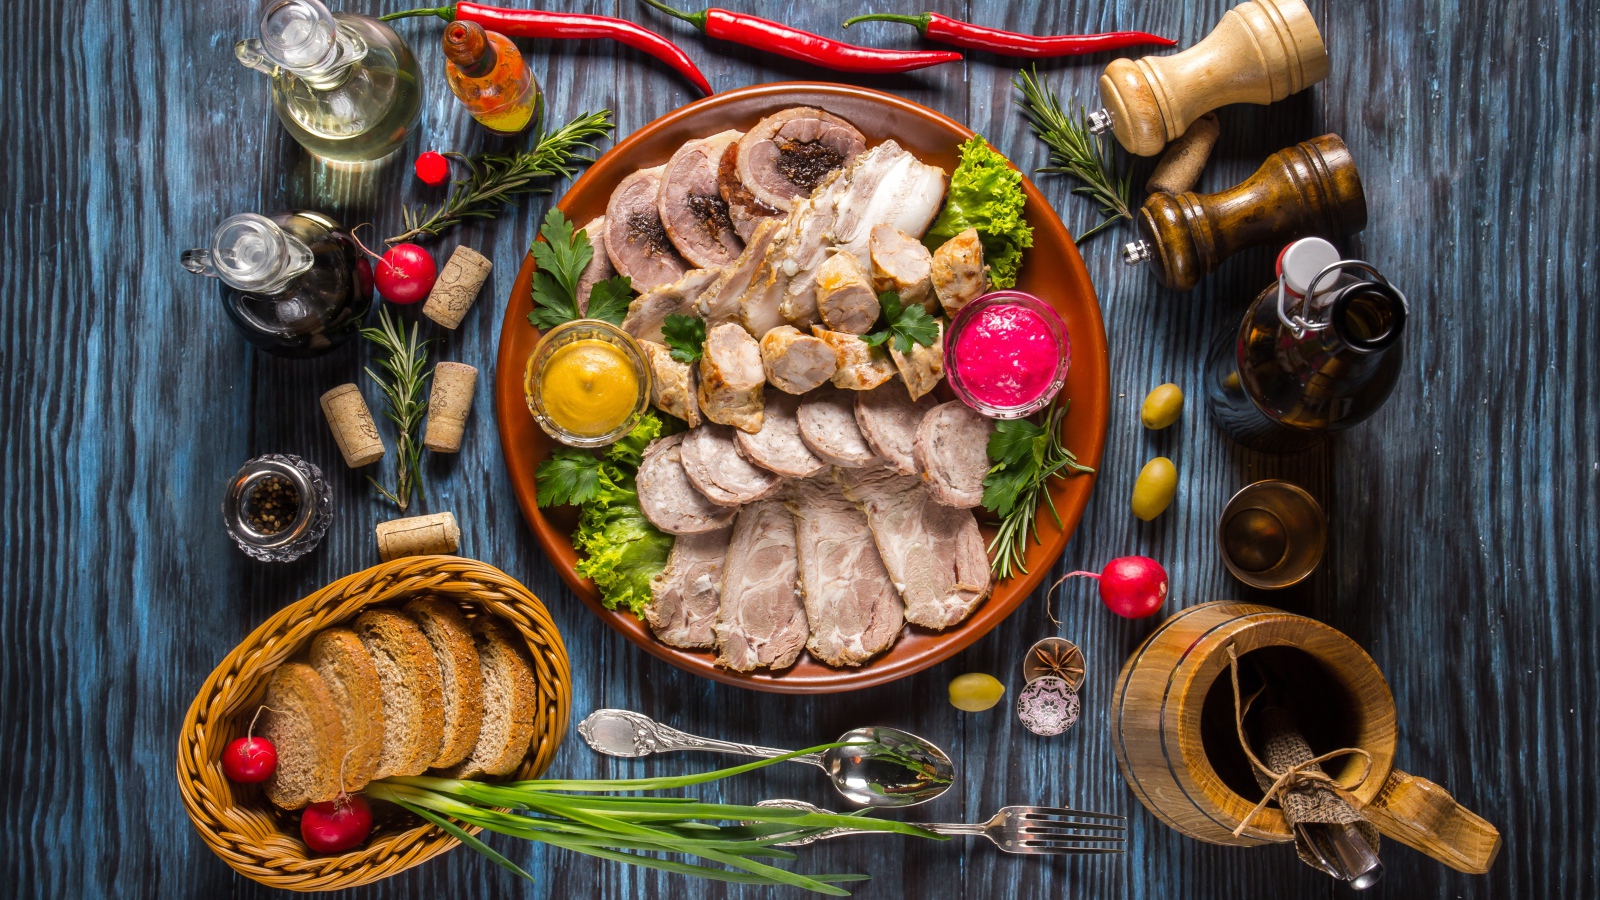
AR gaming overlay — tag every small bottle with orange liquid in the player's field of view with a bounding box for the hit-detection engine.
[442,21,539,135]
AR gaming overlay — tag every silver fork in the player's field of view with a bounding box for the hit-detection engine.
[754,799,1127,855]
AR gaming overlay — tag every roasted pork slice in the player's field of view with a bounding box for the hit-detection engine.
[636,434,739,534]
[605,165,691,292]
[698,218,780,327]
[889,319,945,401]
[835,467,990,630]
[870,225,936,312]
[714,499,807,672]
[828,141,948,262]
[931,228,989,316]
[770,170,849,329]
[620,267,723,344]
[854,381,938,475]
[659,131,746,268]
[735,107,866,212]
[734,392,827,478]
[913,401,994,508]
[698,323,765,433]
[680,423,785,506]
[798,386,881,468]
[788,474,905,666]
[812,327,898,390]
[576,216,616,314]
[639,340,701,427]
[760,325,838,394]
[647,526,733,649]
[815,251,879,335]
[718,139,781,241]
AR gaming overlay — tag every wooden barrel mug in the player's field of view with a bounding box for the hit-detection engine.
[1112,601,1501,874]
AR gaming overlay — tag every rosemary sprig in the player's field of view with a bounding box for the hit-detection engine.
[386,110,615,244]
[361,307,431,511]
[1013,67,1133,244]
[983,400,1096,581]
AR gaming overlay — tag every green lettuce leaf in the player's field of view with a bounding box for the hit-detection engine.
[923,135,1033,289]
[566,413,676,618]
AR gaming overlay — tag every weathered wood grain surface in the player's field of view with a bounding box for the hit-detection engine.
[1,0,1595,897]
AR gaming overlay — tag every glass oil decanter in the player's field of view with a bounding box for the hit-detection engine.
[181,211,372,358]
[236,0,423,165]
[1205,238,1409,453]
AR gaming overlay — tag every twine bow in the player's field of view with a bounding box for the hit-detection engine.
[1226,644,1374,837]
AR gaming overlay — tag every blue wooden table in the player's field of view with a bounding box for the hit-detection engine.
[3,0,1594,897]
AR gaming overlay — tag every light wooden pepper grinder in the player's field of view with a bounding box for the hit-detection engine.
[1123,134,1367,291]
[1087,0,1328,157]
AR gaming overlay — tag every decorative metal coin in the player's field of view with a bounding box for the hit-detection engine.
[1023,637,1085,689]
[1017,676,1081,736]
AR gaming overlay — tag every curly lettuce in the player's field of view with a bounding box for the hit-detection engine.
[923,135,1033,289]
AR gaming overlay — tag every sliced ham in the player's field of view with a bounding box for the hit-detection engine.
[760,325,837,394]
[931,228,989,316]
[913,401,994,508]
[734,107,866,212]
[698,323,765,433]
[714,498,806,672]
[636,434,738,534]
[576,216,615,314]
[734,392,827,478]
[854,381,938,475]
[815,250,879,335]
[680,424,784,506]
[788,473,904,667]
[646,526,732,649]
[605,166,690,292]
[812,327,898,390]
[620,267,722,344]
[797,386,880,468]
[659,131,745,268]
[639,340,701,427]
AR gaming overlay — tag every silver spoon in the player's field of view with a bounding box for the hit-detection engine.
[577,709,955,808]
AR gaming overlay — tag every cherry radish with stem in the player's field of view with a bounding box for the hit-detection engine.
[1051,556,1168,619]
[222,705,279,784]
[354,228,438,304]
[301,793,373,853]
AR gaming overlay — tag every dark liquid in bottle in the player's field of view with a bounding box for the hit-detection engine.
[219,211,372,358]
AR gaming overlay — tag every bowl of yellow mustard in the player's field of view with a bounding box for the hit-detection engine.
[524,319,652,448]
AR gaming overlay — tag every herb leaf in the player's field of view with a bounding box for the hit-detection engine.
[862,291,940,354]
[585,275,634,326]
[528,208,635,330]
[662,314,708,364]
[987,417,1047,468]
[535,448,605,508]
[1013,67,1133,245]
[981,400,1096,580]
[360,308,432,512]
[530,207,589,299]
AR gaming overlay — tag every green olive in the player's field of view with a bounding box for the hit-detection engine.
[948,673,1006,712]
[1131,457,1178,521]
[1141,383,1185,430]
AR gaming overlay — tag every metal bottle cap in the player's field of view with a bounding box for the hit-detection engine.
[1278,238,1341,297]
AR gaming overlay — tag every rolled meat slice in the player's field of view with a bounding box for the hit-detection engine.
[605,165,690,292]
[735,107,867,212]
[815,250,879,335]
[812,327,898,390]
[698,218,780,327]
[760,325,838,394]
[913,401,995,508]
[636,434,739,534]
[734,391,827,478]
[698,323,765,433]
[639,340,701,427]
[854,381,938,475]
[718,139,781,242]
[798,386,881,468]
[576,216,616,314]
[889,319,945,401]
[931,228,989,316]
[870,224,936,312]
[659,131,745,268]
[680,424,785,507]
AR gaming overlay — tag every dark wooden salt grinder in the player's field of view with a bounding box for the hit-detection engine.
[1122,135,1368,291]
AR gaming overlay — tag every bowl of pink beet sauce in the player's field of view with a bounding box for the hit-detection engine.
[945,291,1071,419]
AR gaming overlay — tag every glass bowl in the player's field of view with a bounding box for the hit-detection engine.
[944,290,1071,419]
[524,319,652,448]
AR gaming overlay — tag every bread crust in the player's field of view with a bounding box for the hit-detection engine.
[354,609,446,778]
[260,662,346,810]
[309,628,385,792]
[403,598,486,769]
[448,618,538,778]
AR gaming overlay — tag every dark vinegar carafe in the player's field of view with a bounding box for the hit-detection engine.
[182,211,372,358]
[1205,238,1408,453]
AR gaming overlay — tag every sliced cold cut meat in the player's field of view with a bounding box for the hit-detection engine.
[639,340,700,427]
[576,216,616,314]
[698,323,765,433]
[913,401,994,508]
[815,250,879,335]
[889,319,945,401]
[735,107,867,212]
[659,131,745,268]
[605,165,690,292]
[812,327,898,390]
[931,227,989,316]
[646,525,732,649]
[620,267,722,344]
[734,391,827,478]
[788,474,904,666]
[870,224,935,312]
[698,218,780,327]
[797,386,881,468]
[854,381,938,475]
[680,423,785,506]
[718,139,781,242]
[760,325,837,394]
[714,498,806,672]
[636,434,739,534]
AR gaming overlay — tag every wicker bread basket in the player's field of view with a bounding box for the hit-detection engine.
[176,556,572,891]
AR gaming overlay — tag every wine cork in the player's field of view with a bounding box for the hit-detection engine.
[423,362,478,453]
[320,383,386,467]
[1146,112,1221,195]
[422,245,493,330]
[376,512,461,562]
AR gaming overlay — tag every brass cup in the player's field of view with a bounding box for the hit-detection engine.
[1217,480,1326,589]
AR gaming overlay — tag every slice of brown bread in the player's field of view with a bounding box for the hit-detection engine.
[448,618,538,778]
[259,662,346,810]
[403,597,485,769]
[309,628,386,792]
[354,608,445,778]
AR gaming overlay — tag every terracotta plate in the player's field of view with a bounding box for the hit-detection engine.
[494,82,1108,693]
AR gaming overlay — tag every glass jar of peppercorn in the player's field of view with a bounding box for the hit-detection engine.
[222,454,332,562]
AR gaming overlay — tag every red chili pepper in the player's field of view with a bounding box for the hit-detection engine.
[382,3,714,96]
[640,0,963,74]
[841,12,1175,58]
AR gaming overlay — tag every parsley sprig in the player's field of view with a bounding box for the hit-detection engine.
[982,400,1095,580]
[662,314,707,364]
[527,208,632,330]
[861,291,940,354]
[535,449,605,508]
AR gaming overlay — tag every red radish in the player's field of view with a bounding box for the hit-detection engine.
[301,794,373,853]
[222,736,277,783]
[374,243,437,304]
[414,150,451,187]
[1060,556,1169,619]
